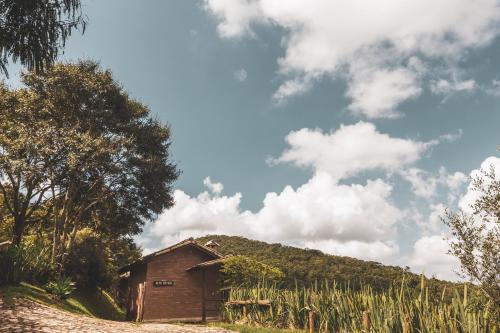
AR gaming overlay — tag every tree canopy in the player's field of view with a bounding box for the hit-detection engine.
[0,0,86,76]
[0,62,179,270]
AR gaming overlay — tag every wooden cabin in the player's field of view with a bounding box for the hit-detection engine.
[118,238,226,322]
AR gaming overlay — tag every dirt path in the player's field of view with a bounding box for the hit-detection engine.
[0,297,235,333]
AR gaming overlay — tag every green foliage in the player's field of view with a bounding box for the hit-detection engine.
[221,255,285,287]
[63,228,141,291]
[197,235,459,297]
[222,278,497,332]
[45,276,76,301]
[0,0,86,76]
[443,166,499,316]
[0,241,54,285]
[0,61,178,262]
[64,230,113,290]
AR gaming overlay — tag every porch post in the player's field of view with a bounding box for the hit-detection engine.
[201,269,206,322]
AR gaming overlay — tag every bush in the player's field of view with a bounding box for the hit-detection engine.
[64,232,113,290]
[0,241,53,285]
[221,255,284,287]
[45,276,76,301]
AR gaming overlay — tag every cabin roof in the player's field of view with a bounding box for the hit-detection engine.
[118,238,222,274]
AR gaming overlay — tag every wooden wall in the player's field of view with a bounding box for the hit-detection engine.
[141,246,217,321]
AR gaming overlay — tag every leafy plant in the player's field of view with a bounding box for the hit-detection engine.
[221,255,285,287]
[45,276,76,301]
[0,241,53,285]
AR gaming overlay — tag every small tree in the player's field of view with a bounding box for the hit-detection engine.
[220,255,284,287]
[443,165,499,315]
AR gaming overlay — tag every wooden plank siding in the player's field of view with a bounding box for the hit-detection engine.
[143,245,210,321]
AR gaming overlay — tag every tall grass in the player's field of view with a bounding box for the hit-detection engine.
[222,277,497,332]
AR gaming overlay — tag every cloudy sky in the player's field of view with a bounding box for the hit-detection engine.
[7,0,500,281]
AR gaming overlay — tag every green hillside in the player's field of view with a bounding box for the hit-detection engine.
[197,235,459,295]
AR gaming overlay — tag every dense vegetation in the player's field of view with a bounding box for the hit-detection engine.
[197,235,460,297]
[0,62,178,301]
[222,280,496,332]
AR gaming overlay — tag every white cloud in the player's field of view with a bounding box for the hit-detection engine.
[400,168,439,198]
[233,68,248,82]
[137,122,474,280]
[347,66,422,119]
[305,239,399,262]
[459,156,500,213]
[141,172,402,262]
[203,0,500,118]
[272,76,314,103]
[400,166,467,200]
[203,176,224,194]
[410,235,460,281]
[203,0,265,38]
[272,122,428,180]
[430,78,476,94]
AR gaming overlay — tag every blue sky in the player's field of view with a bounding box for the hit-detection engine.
[6,0,500,281]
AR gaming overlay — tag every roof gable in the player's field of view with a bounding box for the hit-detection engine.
[118,238,221,273]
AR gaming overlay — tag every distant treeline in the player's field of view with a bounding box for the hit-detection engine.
[197,235,464,299]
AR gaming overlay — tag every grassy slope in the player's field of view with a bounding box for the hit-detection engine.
[0,282,124,321]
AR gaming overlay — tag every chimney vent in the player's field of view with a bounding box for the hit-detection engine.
[205,240,220,250]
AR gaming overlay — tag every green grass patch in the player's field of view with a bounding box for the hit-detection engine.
[211,323,306,333]
[0,282,124,321]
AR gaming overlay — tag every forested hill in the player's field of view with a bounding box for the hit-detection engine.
[196,235,459,294]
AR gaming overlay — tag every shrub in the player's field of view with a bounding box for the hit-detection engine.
[0,241,53,285]
[221,255,284,287]
[45,276,76,301]
[64,231,113,290]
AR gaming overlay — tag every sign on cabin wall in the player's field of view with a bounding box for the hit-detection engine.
[153,280,174,287]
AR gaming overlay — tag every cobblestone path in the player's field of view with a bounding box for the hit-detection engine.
[0,297,235,333]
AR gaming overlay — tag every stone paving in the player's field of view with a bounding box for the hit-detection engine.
[0,297,235,333]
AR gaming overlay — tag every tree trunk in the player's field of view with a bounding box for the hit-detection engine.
[11,215,26,245]
[51,215,61,263]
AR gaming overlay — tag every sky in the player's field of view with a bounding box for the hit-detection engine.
[5,0,500,281]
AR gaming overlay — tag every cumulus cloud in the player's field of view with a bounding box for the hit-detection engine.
[410,235,460,281]
[305,239,399,262]
[139,123,444,263]
[400,166,467,200]
[142,172,402,262]
[137,122,477,280]
[271,122,428,180]
[459,156,500,213]
[347,65,422,119]
[203,0,500,118]
[203,176,224,194]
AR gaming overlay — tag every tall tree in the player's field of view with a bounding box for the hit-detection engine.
[443,165,499,317]
[0,62,179,259]
[0,0,86,76]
